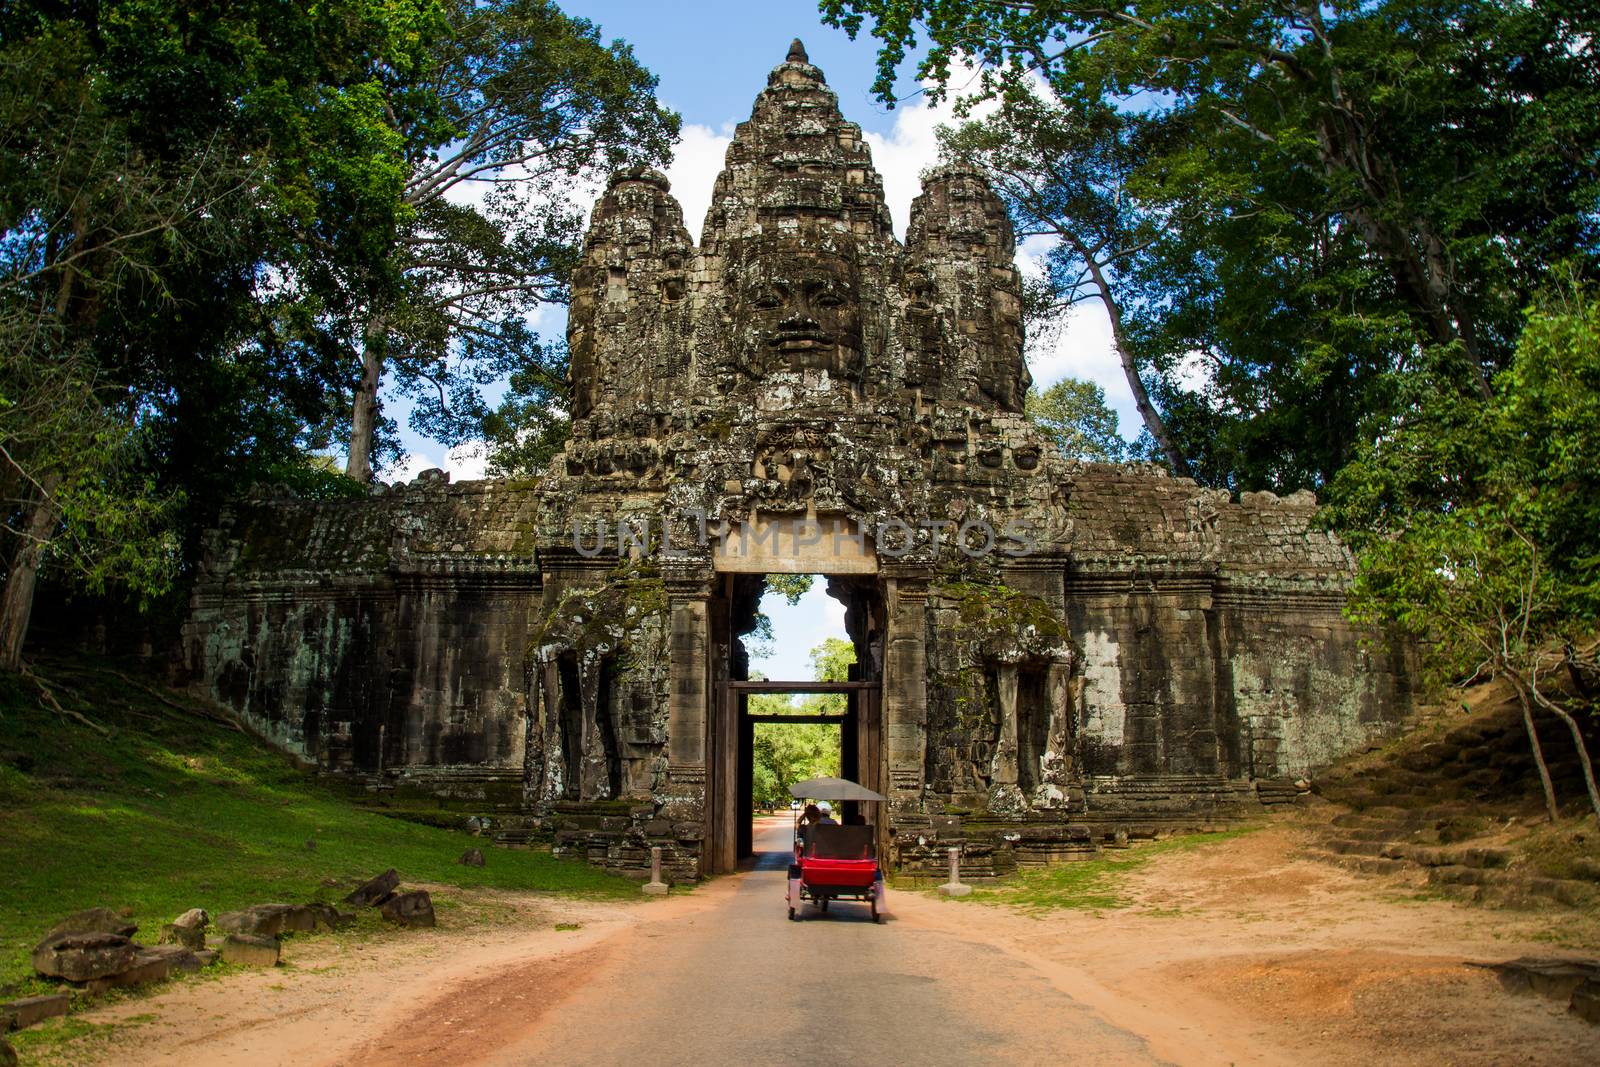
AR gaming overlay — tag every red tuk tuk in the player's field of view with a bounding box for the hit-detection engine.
[786,776,886,923]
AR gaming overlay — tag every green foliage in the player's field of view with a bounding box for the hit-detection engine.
[1341,284,1600,685]
[0,349,182,606]
[1024,378,1126,462]
[829,0,1600,494]
[809,636,857,683]
[0,1,452,612]
[0,0,678,657]
[764,574,815,606]
[751,719,842,810]
[482,341,572,478]
[352,0,681,474]
[0,657,636,989]
[264,458,370,502]
[748,636,856,809]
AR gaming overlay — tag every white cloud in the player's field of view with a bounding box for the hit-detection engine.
[663,122,735,243]
[387,442,489,485]
[862,97,948,239]
[1015,237,1141,442]
[754,581,849,688]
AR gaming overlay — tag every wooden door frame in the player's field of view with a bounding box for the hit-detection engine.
[707,679,882,874]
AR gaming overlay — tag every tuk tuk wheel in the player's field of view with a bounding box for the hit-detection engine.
[820,898,829,913]
[870,897,880,923]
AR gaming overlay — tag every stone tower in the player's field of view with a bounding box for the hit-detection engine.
[182,45,1411,881]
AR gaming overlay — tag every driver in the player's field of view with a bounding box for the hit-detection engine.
[797,803,823,849]
[816,802,838,826]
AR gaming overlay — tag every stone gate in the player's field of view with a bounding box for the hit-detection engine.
[181,42,1412,881]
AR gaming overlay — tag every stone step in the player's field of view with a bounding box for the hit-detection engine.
[1329,810,1441,832]
[1,992,70,1031]
[1426,867,1596,908]
[1332,826,1418,843]
[1322,838,1391,858]
[1304,848,1412,876]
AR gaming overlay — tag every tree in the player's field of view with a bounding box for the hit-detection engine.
[810,636,857,683]
[0,1,446,665]
[825,0,1600,492]
[1344,285,1600,825]
[481,341,573,478]
[766,574,815,605]
[0,349,180,669]
[1025,378,1126,462]
[342,0,679,481]
[825,0,1599,392]
[748,637,857,809]
[751,717,842,810]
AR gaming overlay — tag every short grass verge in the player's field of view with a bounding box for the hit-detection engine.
[0,655,639,994]
[954,827,1259,912]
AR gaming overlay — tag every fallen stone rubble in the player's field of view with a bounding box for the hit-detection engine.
[6,872,435,1036]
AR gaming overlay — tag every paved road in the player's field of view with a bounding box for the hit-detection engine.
[502,817,1162,1067]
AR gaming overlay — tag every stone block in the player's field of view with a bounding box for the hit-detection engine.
[215,904,321,937]
[42,908,137,941]
[220,934,280,968]
[83,950,176,995]
[458,848,486,867]
[380,891,436,928]
[143,944,203,975]
[159,908,209,950]
[2,992,69,1031]
[344,869,400,908]
[1490,958,1600,1002]
[32,932,137,982]
[303,902,353,931]
[1571,979,1600,1025]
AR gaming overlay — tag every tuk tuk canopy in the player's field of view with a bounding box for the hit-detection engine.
[787,776,886,803]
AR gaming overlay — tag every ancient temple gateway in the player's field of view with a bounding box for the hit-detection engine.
[182,43,1411,880]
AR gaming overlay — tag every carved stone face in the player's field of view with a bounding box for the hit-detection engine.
[733,249,862,379]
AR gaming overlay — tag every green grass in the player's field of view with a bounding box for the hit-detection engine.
[957,827,1259,912]
[0,656,638,993]
[4,1010,152,1063]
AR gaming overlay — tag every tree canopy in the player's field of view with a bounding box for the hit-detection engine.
[827,0,1600,492]
[0,0,676,665]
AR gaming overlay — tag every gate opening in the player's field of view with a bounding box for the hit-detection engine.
[705,573,885,873]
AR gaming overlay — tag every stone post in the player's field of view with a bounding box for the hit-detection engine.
[882,572,930,804]
[643,846,669,895]
[938,846,971,898]
[666,591,710,770]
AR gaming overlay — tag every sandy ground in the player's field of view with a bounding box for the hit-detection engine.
[42,815,1599,1066]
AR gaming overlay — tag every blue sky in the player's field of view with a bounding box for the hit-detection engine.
[569,1,918,139]
[387,1,1139,681]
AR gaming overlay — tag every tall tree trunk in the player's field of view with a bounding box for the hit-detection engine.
[1529,681,1600,827]
[345,317,387,483]
[1073,241,1192,476]
[1310,114,1493,398]
[0,472,62,672]
[1509,675,1560,822]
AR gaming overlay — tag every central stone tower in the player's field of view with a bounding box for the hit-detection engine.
[183,44,1410,883]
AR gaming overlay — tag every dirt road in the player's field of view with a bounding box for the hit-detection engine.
[481,816,1157,1066]
[55,814,1600,1067]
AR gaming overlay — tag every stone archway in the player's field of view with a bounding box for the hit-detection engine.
[700,570,886,875]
